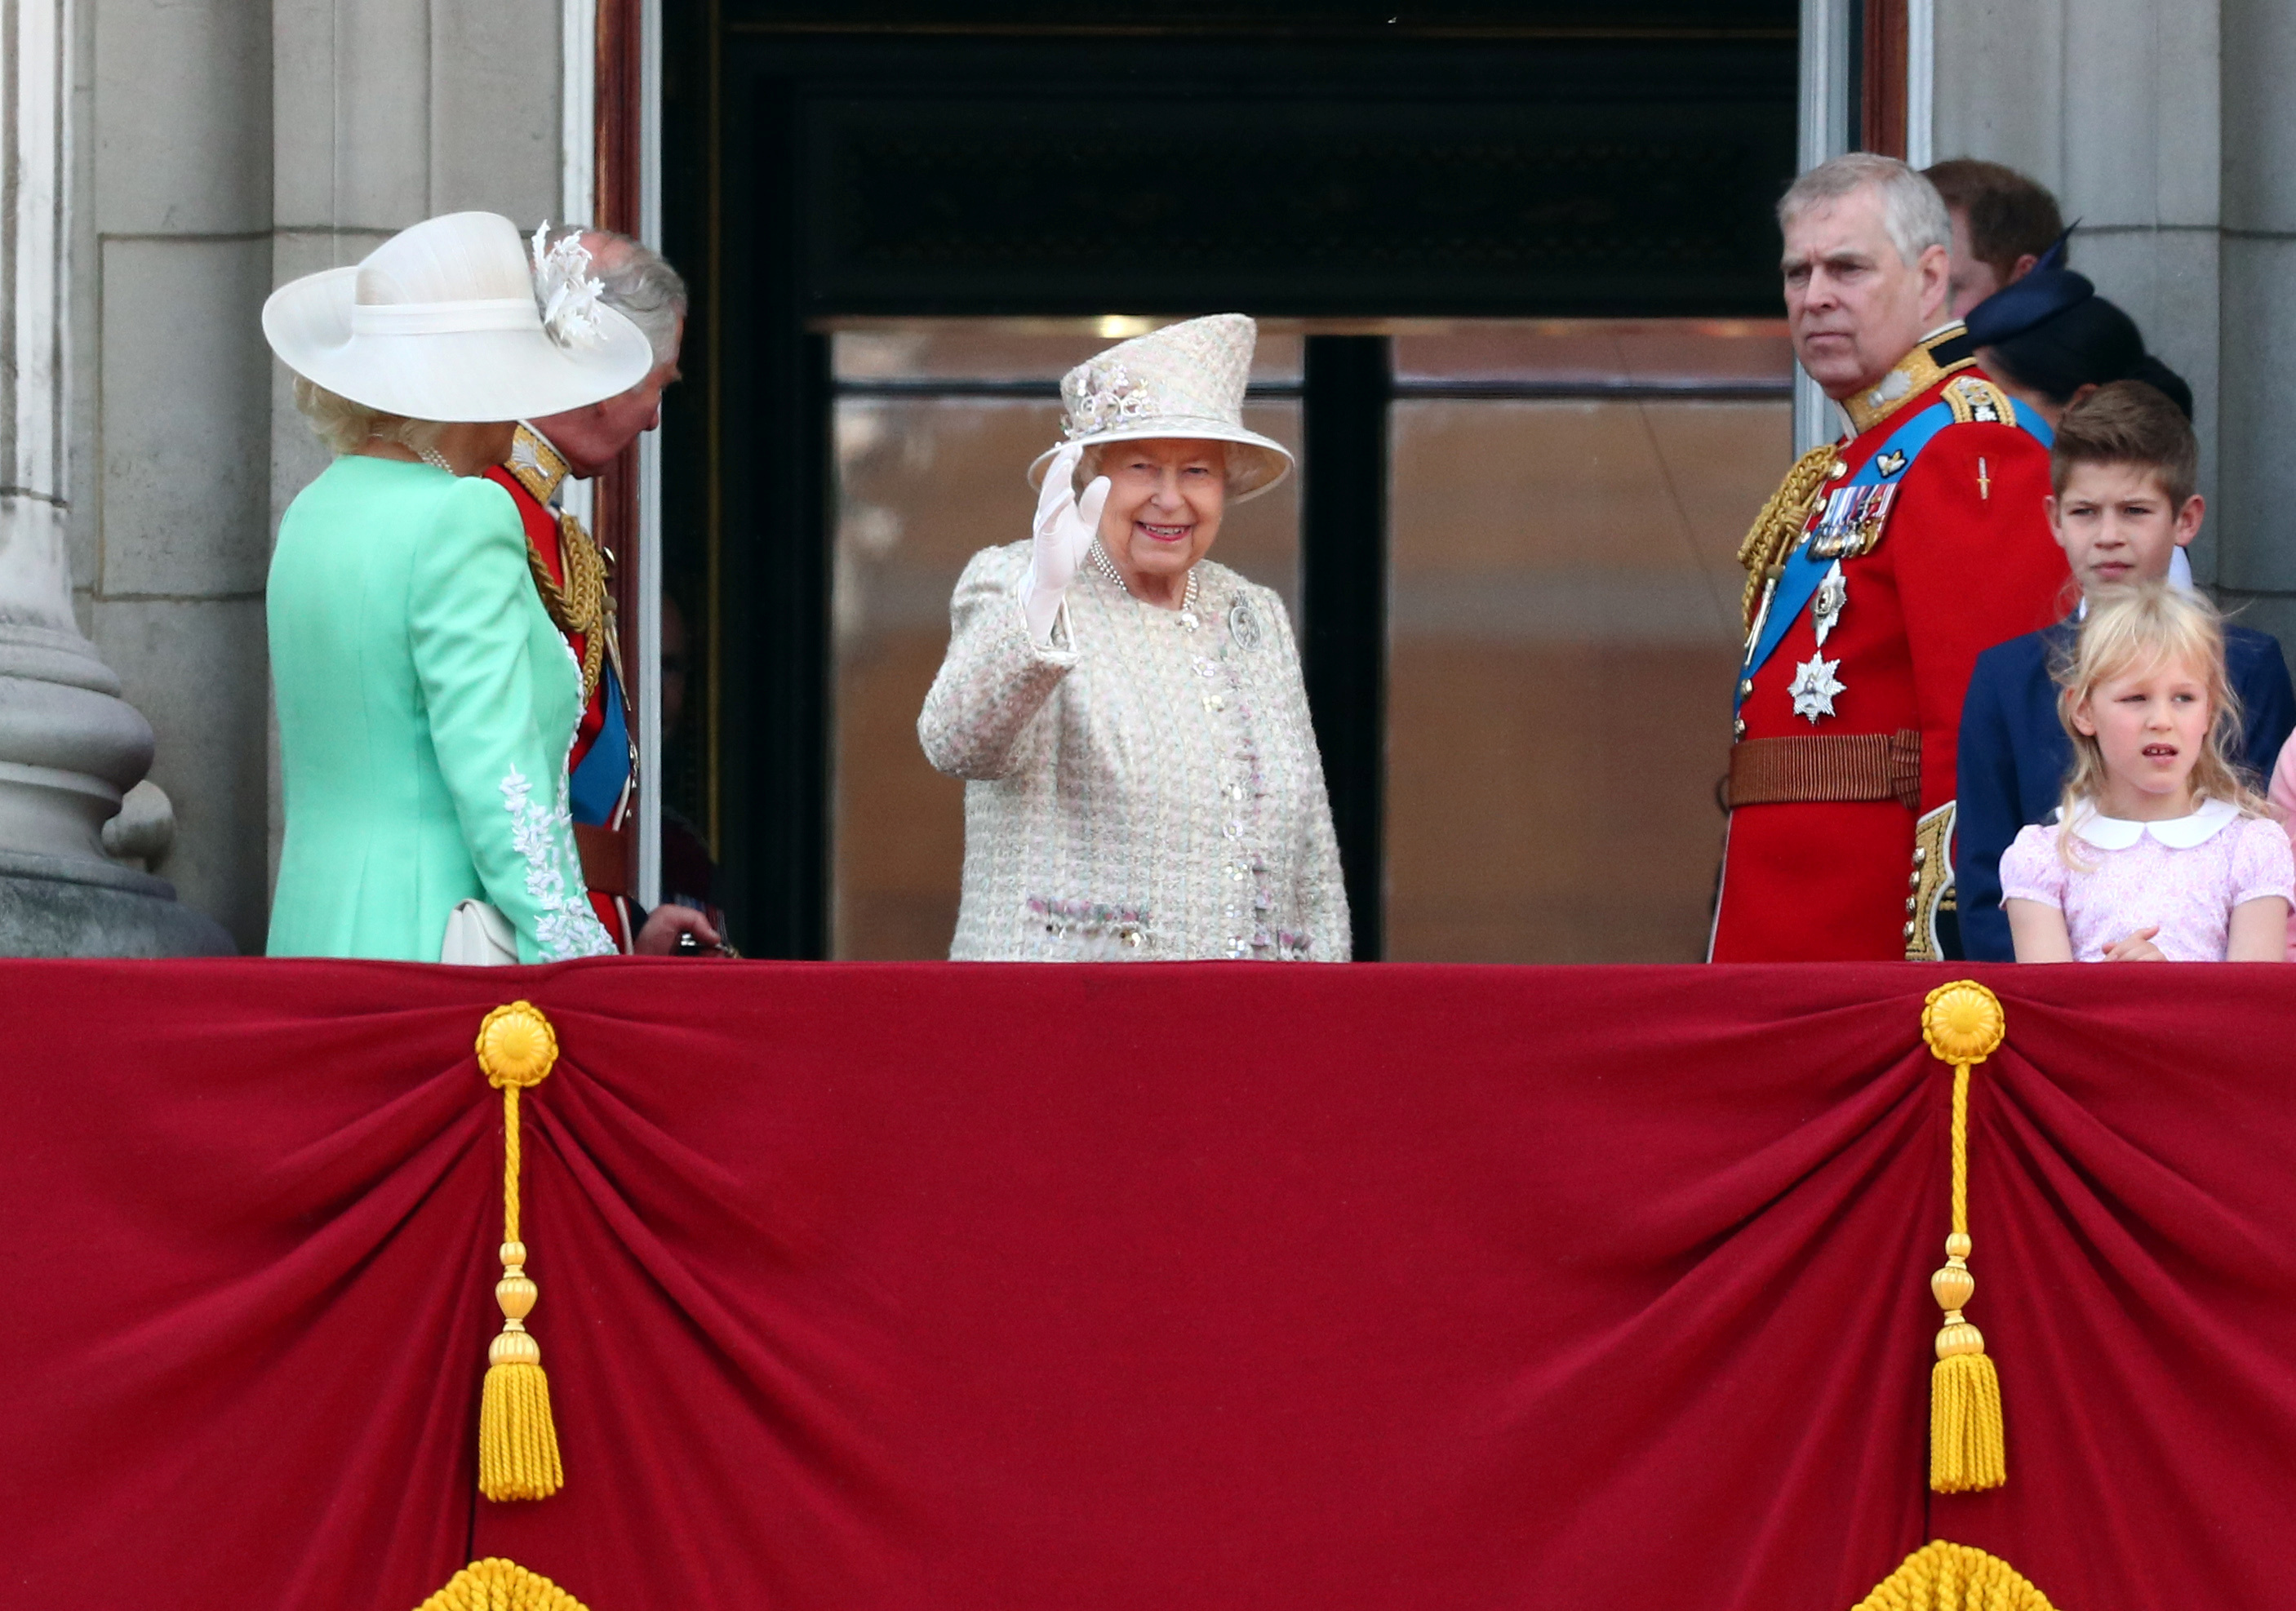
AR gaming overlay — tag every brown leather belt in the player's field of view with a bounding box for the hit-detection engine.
[1726,729,1921,812]
[573,823,630,898]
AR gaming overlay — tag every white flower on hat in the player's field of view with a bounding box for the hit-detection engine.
[262,211,655,422]
[1030,314,1295,503]
[1065,361,1156,440]
[530,221,607,351]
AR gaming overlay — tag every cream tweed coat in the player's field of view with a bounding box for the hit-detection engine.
[919,541,1349,961]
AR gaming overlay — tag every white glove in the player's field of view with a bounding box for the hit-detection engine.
[1019,443,1111,644]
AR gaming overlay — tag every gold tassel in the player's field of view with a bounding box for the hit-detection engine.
[1850,1539,2059,1610]
[474,1002,565,1502]
[1921,983,2008,1494]
[414,1556,591,1611]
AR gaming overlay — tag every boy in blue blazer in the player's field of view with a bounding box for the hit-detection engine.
[1956,380,2296,960]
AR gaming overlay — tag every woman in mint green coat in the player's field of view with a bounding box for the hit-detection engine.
[261,212,656,962]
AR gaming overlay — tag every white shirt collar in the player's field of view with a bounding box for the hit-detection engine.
[2075,549,2195,619]
[2065,796,2241,850]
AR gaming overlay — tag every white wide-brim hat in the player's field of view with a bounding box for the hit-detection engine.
[1027,313,1294,503]
[262,211,655,422]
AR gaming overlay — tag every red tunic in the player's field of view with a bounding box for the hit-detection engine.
[1711,349,2067,962]
[484,459,635,952]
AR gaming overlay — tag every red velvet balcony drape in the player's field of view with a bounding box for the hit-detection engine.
[2,961,2292,1609]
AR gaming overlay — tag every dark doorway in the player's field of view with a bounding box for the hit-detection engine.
[661,3,1798,958]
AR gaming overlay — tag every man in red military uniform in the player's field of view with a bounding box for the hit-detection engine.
[1712,153,2067,962]
[488,226,721,956]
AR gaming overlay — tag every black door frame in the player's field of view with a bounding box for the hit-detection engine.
[662,6,1796,957]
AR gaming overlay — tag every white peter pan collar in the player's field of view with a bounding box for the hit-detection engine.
[2065,797,2241,850]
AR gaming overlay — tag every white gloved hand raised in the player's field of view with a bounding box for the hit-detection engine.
[1019,442,1112,644]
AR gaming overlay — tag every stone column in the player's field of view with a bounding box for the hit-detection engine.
[1934,0,2223,494]
[0,0,227,954]
[2219,0,2296,650]
[1933,0,2233,575]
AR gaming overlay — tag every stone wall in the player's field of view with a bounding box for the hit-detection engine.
[1933,0,2295,647]
[2219,0,2296,644]
[69,0,563,952]
[61,4,2289,948]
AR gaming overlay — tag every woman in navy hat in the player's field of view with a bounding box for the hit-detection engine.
[1960,237,2194,431]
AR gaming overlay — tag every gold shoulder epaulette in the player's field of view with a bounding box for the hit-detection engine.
[1943,375,2015,427]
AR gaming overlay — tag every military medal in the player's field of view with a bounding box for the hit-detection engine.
[1811,561,1846,647]
[1789,653,1845,723]
[1808,482,1899,560]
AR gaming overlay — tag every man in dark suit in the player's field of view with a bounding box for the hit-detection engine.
[1957,379,2295,961]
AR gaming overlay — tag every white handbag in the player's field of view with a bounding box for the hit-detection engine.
[441,899,519,966]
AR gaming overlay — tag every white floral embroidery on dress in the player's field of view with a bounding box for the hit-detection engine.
[500,764,615,959]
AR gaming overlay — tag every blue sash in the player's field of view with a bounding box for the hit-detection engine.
[2010,398,2054,447]
[1735,393,2051,710]
[570,662,631,826]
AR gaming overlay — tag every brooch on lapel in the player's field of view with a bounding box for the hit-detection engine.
[1228,599,1263,652]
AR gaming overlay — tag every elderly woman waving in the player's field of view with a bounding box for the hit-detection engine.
[262,212,655,962]
[919,314,1348,961]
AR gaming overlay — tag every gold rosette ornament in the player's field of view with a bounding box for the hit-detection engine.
[1921,981,2007,1493]
[415,1556,590,1611]
[475,1001,566,1502]
[1851,1539,2058,1611]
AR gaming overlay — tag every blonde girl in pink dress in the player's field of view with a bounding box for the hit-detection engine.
[2001,584,2293,962]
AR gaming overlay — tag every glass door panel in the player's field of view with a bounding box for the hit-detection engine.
[1385,321,1793,961]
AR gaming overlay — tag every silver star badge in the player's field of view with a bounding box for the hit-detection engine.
[1811,561,1846,647]
[1789,653,1845,723]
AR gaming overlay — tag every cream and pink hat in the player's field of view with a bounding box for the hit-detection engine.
[1028,313,1294,502]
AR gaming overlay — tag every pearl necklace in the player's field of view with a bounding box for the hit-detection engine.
[1089,541,1200,618]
